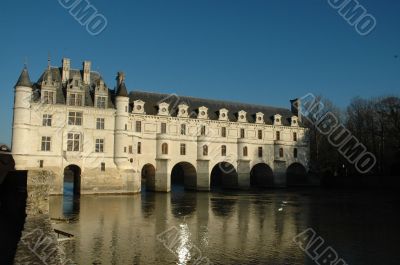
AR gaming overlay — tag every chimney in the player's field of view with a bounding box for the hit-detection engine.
[290,98,301,122]
[83,60,91,85]
[62,58,71,82]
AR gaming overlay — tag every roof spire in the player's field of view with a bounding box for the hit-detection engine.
[15,66,32,88]
[116,72,128,97]
[24,57,28,69]
[47,52,51,70]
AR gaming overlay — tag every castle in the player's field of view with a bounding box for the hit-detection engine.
[11,58,309,195]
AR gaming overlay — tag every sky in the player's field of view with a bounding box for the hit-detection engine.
[0,0,399,145]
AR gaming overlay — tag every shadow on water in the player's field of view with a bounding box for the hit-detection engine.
[209,190,238,218]
[140,188,156,218]
[170,184,197,218]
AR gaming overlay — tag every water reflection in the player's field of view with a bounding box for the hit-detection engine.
[63,181,80,218]
[210,195,237,217]
[170,188,197,218]
[49,189,400,265]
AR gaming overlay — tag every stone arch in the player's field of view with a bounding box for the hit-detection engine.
[286,162,308,186]
[250,163,274,188]
[63,164,81,195]
[210,162,238,190]
[141,163,156,191]
[171,162,197,191]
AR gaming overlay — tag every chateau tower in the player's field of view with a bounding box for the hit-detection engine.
[12,66,33,169]
[114,71,130,169]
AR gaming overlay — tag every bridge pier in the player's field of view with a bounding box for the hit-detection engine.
[237,160,251,189]
[197,160,211,191]
[273,161,287,187]
[155,159,171,192]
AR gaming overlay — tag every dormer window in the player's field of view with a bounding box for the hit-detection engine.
[158,102,170,116]
[42,90,55,104]
[291,116,299,127]
[94,79,108,109]
[68,93,84,106]
[238,110,247,122]
[219,108,229,121]
[178,103,189,118]
[133,100,145,114]
[96,96,107,108]
[274,114,282,126]
[256,112,264,124]
[198,106,208,119]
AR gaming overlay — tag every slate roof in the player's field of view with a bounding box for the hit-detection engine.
[116,82,128,97]
[32,67,115,108]
[129,91,299,126]
[15,67,32,88]
[26,65,299,126]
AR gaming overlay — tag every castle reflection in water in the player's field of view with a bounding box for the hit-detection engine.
[49,188,400,265]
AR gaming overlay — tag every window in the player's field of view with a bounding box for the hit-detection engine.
[258,147,263,158]
[68,112,83,125]
[68,93,83,106]
[129,145,133,154]
[181,124,186,135]
[95,139,104,153]
[240,128,245,138]
[203,145,208,156]
[41,136,51,151]
[125,106,128,112]
[243,146,248,157]
[293,132,297,142]
[180,143,186,155]
[258,130,263,140]
[125,124,127,131]
[161,123,167,134]
[96,96,107,108]
[42,91,54,104]
[137,142,142,154]
[276,131,281,141]
[221,145,227,156]
[74,80,79,87]
[136,121,142,132]
[162,143,168,155]
[279,148,284,158]
[42,114,52,126]
[294,148,298,158]
[39,160,44,168]
[124,147,127,153]
[67,133,80,152]
[221,127,226,137]
[96,118,104,130]
[201,125,206,136]
[101,162,105,172]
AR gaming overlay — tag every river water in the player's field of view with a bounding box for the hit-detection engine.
[49,187,400,265]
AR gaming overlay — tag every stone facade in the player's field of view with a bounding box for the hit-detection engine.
[14,170,64,265]
[11,58,309,194]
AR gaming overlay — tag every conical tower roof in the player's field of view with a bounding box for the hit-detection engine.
[15,67,32,88]
[116,82,128,97]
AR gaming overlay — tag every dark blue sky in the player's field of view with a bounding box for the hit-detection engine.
[1,0,399,144]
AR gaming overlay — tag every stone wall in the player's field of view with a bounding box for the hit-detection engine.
[13,170,66,265]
